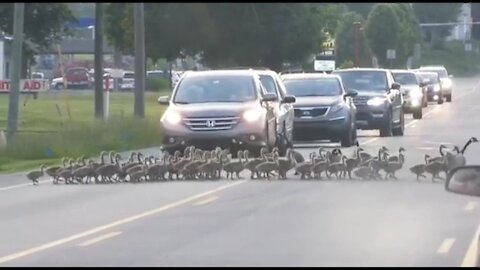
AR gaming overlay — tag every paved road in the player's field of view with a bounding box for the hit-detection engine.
[1,77,480,267]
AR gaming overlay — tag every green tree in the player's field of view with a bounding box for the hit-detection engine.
[345,3,375,19]
[334,11,370,67]
[0,3,76,76]
[412,3,462,48]
[364,4,401,67]
[391,3,421,67]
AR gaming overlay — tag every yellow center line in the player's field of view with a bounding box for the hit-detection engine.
[77,232,122,247]
[437,238,456,254]
[192,196,218,206]
[464,202,478,212]
[0,180,246,265]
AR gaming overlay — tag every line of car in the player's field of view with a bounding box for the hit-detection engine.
[156,65,453,155]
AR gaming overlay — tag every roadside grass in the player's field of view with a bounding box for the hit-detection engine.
[0,89,170,173]
[421,41,480,77]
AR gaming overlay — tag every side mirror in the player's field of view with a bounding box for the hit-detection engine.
[445,166,480,197]
[419,82,427,88]
[158,96,170,105]
[262,93,278,102]
[344,89,358,97]
[282,95,296,104]
[449,74,454,78]
[391,82,401,90]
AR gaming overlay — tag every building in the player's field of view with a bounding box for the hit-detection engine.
[0,33,12,80]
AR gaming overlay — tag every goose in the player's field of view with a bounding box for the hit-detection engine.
[244,148,268,179]
[359,146,389,166]
[147,154,169,181]
[428,145,448,163]
[425,154,447,182]
[388,147,406,162]
[384,152,405,180]
[343,148,363,179]
[445,137,479,173]
[96,155,122,183]
[26,164,46,185]
[277,148,296,180]
[294,152,316,180]
[311,152,329,180]
[129,167,147,183]
[55,159,76,184]
[45,158,68,182]
[255,151,280,180]
[223,150,245,180]
[72,160,96,184]
[368,149,389,180]
[410,154,430,181]
[327,156,348,180]
[181,151,209,180]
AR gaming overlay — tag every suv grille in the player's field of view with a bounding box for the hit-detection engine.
[352,96,369,106]
[183,116,240,131]
[294,107,329,118]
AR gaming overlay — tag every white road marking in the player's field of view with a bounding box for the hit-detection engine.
[360,138,377,145]
[423,141,454,145]
[437,238,456,254]
[0,179,50,192]
[416,147,437,151]
[405,120,418,128]
[77,232,122,247]
[0,180,246,265]
[192,196,218,206]
[465,202,478,212]
[461,222,480,267]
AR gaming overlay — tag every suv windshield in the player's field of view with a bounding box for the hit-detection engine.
[392,72,418,85]
[417,73,440,84]
[174,75,256,104]
[420,68,448,78]
[283,78,342,97]
[334,71,387,92]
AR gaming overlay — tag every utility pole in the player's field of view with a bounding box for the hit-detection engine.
[94,3,104,119]
[7,3,25,140]
[134,3,145,118]
[353,22,361,67]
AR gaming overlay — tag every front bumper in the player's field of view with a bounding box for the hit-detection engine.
[293,116,351,141]
[354,105,388,130]
[161,120,268,152]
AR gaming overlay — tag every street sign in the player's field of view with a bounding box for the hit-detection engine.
[314,60,335,71]
[0,79,49,93]
[387,49,396,60]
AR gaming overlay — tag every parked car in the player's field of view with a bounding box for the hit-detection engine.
[281,73,358,147]
[414,71,443,104]
[332,68,405,137]
[417,65,453,102]
[31,72,45,79]
[391,69,426,119]
[51,67,91,90]
[119,71,135,91]
[158,70,296,156]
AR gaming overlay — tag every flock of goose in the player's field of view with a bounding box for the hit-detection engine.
[25,137,478,185]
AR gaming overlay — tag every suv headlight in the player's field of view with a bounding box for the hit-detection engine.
[434,84,441,92]
[409,88,423,98]
[367,97,386,106]
[161,110,182,125]
[243,109,261,122]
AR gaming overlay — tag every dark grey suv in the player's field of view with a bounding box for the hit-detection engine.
[158,70,296,156]
[332,68,405,137]
[281,73,358,147]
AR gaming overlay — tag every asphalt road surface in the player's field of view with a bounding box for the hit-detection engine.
[1,77,480,267]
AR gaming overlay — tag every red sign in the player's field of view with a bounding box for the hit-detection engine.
[0,79,49,92]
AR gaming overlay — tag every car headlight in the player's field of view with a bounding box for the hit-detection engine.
[434,84,441,92]
[330,103,345,113]
[161,110,182,125]
[367,97,386,106]
[409,89,423,98]
[442,79,452,88]
[243,109,261,122]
